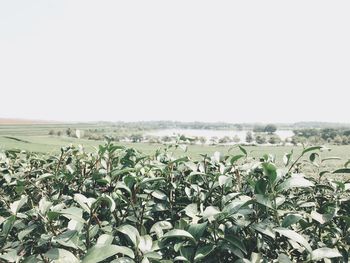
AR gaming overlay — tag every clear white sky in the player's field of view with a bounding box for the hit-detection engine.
[0,0,349,123]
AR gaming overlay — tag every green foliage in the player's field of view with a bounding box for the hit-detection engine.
[0,143,349,262]
[264,124,277,134]
[245,132,253,143]
[293,128,350,145]
[255,134,267,144]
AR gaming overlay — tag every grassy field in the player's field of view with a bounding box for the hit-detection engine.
[1,124,350,180]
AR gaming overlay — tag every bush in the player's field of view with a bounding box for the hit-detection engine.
[218,136,231,144]
[0,143,349,262]
[245,131,253,143]
[268,134,281,144]
[255,134,267,144]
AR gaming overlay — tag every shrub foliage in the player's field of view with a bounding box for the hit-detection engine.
[0,142,349,262]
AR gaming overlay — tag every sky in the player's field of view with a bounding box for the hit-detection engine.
[0,0,349,123]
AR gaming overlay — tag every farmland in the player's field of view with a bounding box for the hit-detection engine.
[1,123,350,178]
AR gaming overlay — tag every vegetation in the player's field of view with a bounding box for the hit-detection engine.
[292,128,350,146]
[0,141,349,262]
[4,121,350,147]
[264,124,277,134]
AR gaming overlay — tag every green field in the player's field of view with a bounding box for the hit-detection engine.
[1,124,350,181]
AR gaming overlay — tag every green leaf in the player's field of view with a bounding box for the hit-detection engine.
[275,227,312,253]
[309,152,318,162]
[218,175,231,187]
[74,193,93,213]
[44,248,79,263]
[10,195,27,214]
[82,245,135,263]
[139,177,166,187]
[194,244,215,262]
[97,234,114,245]
[150,221,173,238]
[187,222,207,241]
[0,249,19,262]
[117,225,140,246]
[170,156,189,164]
[18,224,37,241]
[277,174,314,192]
[278,253,292,263]
[344,159,350,167]
[110,258,135,263]
[138,235,153,254]
[262,163,277,184]
[39,197,53,215]
[36,173,54,181]
[184,203,198,218]
[302,146,322,155]
[230,155,245,165]
[59,207,86,224]
[283,151,293,166]
[53,230,81,250]
[252,223,275,239]
[202,206,221,221]
[282,214,303,227]
[255,194,273,209]
[333,168,350,174]
[239,145,247,156]
[225,236,247,254]
[2,215,16,237]
[47,211,60,221]
[254,179,268,195]
[162,229,196,243]
[93,194,116,213]
[179,246,195,262]
[311,248,342,261]
[321,157,341,162]
[152,190,168,201]
[310,211,333,225]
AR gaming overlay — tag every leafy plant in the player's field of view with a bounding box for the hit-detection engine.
[0,142,349,262]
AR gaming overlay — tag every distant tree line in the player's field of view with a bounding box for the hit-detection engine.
[291,128,350,145]
[48,124,350,146]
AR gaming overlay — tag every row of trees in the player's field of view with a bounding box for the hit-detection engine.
[253,124,277,134]
[292,128,350,145]
[48,128,286,145]
[49,126,350,145]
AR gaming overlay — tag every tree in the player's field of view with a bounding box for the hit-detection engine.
[199,136,207,144]
[333,135,343,145]
[268,135,281,144]
[233,135,240,143]
[255,134,267,144]
[130,134,143,143]
[245,132,253,143]
[48,130,55,136]
[343,130,350,136]
[161,136,172,143]
[210,136,218,145]
[342,136,349,145]
[219,136,231,144]
[320,128,337,141]
[264,124,277,134]
[253,125,265,133]
[66,128,72,137]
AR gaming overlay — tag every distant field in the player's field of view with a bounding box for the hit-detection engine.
[0,124,349,180]
[0,118,58,124]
